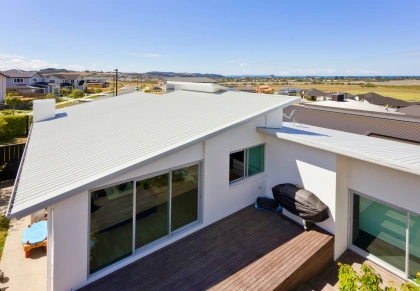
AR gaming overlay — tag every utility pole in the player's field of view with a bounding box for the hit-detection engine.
[114,69,118,96]
[137,74,139,88]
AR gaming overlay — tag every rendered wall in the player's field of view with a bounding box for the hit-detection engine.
[51,117,269,290]
[264,136,337,235]
[0,76,5,102]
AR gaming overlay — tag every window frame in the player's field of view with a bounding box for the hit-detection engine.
[87,161,203,278]
[229,143,265,185]
[348,189,420,281]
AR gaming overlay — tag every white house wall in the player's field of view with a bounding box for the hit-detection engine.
[0,76,6,102]
[264,136,337,234]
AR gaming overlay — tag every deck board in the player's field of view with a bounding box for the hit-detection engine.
[79,205,334,291]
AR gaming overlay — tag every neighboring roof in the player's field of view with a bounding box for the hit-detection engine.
[276,86,303,93]
[48,73,81,80]
[1,69,40,78]
[8,91,299,218]
[303,88,326,97]
[283,105,420,143]
[166,77,217,83]
[60,82,75,87]
[399,105,420,117]
[306,99,404,115]
[78,80,85,86]
[360,92,411,107]
[258,122,420,176]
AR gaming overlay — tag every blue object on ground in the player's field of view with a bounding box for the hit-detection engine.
[22,220,48,244]
[255,197,282,212]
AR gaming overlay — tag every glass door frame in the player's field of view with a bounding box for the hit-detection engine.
[348,189,419,281]
[87,161,203,278]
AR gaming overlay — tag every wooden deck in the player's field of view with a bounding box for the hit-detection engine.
[298,249,407,291]
[80,205,334,291]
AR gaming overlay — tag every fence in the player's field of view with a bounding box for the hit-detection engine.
[0,143,26,181]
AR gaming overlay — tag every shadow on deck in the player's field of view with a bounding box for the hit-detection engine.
[79,205,334,291]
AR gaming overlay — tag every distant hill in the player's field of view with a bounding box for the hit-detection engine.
[39,68,76,74]
[144,71,224,78]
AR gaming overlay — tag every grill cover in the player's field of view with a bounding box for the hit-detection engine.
[272,183,329,222]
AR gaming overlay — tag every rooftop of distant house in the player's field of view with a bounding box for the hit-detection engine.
[1,69,41,78]
[165,76,217,83]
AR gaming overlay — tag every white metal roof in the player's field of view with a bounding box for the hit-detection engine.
[305,99,403,115]
[8,91,299,218]
[258,122,420,176]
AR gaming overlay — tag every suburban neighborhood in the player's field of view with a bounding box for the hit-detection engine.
[1,1,420,291]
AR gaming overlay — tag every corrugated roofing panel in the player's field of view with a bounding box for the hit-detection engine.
[258,122,420,176]
[8,91,298,218]
[284,106,420,142]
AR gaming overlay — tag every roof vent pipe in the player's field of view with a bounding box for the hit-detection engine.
[33,99,56,122]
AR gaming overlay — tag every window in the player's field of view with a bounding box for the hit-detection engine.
[229,144,265,184]
[13,78,23,83]
[49,80,55,83]
[70,80,74,83]
[32,78,37,82]
[351,192,420,281]
[89,163,200,275]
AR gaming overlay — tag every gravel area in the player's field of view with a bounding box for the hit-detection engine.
[0,180,13,216]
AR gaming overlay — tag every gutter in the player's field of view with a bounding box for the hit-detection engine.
[6,123,33,219]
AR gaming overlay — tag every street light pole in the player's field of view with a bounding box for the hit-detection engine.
[112,76,115,97]
[137,74,139,88]
[114,69,118,96]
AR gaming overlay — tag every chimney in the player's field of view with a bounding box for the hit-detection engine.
[33,99,56,122]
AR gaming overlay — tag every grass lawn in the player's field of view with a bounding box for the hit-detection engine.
[56,100,79,109]
[0,136,27,145]
[0,216,10,260]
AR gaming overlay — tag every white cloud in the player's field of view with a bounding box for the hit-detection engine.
[239,63,247,67]
[228,60,237,63]
[65,64,85,71]
[130,64,136,67]
[131,53,164,58]
[0,58,58,71]
[0,53,26,59]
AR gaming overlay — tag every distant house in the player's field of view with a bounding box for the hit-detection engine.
[0,73,6,102]
[324,92,355,100]
[45,73,87,92]
[163,77,217,92]
[275,86,303,96]
[234,86,257,93]
[1,69,45,94]
[302,88,327,101]
[84,77,109,88]
[359,92,411,108]
[256,85,274,94]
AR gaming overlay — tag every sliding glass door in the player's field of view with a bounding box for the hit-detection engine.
[135,173,169,249]
[351,191,420,281]
[89,163,201,275]
[171,165,199,232]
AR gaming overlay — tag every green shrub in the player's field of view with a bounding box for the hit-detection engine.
[0,115,32,137]
[71,89,84,99]
[338,262,420,291]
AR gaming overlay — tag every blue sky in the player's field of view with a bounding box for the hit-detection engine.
[1,0,420,76]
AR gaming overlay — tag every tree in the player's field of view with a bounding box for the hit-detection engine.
[71,89,84,99]
[4,97,22,115]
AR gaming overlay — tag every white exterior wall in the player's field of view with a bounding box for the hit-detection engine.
[50,116,270,290]
[0,75,6,102]
[264,136,337,234]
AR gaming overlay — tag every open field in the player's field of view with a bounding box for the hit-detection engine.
[224,82,420,102]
